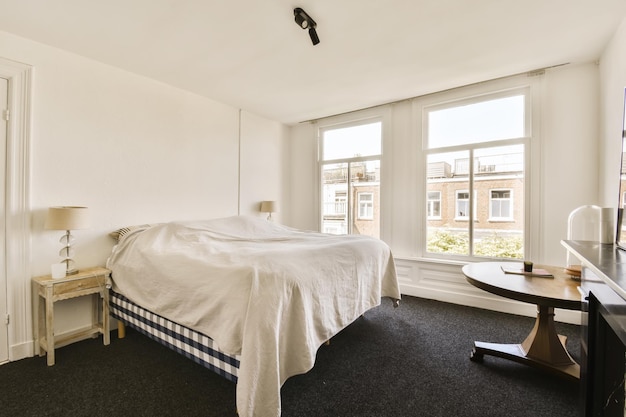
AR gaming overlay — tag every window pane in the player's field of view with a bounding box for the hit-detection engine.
[352,162,379,236]
[321,161,380,238]
[490,189,513,219]
[427,191,441,218]
[426,151,470,256]
[426,145,523,259]
[323,122,382,160]
[427,95,525,148]
[473,146,523,259]
[321,120,382,238]
[456,191,469,218]
[322,163,349,234]
[358,192,374,219]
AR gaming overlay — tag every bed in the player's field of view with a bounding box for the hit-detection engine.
[106,215,400,417]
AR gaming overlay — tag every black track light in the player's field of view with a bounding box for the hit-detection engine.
[294,12,308,29]
[294,7,320,45]
[308,28,320,45]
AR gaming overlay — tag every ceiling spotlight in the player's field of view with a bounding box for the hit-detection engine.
[294,7,320,45]
[294,11,309,29]
[308,28,319,46]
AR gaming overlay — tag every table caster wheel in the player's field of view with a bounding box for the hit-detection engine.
[470,349,483,363]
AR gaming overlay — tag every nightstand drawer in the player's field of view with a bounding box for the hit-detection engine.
[53,276,103,296]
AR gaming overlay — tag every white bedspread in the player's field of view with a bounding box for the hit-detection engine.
[106,216,400,417]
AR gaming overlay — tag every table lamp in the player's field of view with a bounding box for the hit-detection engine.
[260,201,279,220]
[45,206,90,275]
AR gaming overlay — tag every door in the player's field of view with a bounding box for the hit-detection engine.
[0,77,7,363]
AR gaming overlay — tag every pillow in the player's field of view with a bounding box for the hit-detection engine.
[109,224,154,242]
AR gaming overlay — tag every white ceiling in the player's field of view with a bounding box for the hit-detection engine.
[0,0,625,125]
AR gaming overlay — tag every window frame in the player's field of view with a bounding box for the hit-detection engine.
[334,192,347,215]
[416,78,538,262]
[489,188,514,221]
[455,190,470,220]
[357,192,374,220]
[316,108,391,240]
[427,191,441,219]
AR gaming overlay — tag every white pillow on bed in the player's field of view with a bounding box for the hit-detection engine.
[109,224,154,242]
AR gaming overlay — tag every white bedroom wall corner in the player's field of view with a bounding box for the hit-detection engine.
[280,123,292,225]
[599,16,626,208]
[238,110,287,221]
[0,57,33,361]
[286,122,318,231]
[540,64,602,266]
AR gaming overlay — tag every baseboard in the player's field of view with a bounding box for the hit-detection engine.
[9,322,117,363]
[400,284,581,325]
[10,340,33,362]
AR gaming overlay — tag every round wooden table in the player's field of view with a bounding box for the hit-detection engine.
[462,261,582,381]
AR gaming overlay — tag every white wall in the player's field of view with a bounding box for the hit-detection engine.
[599,17,626,208]
[239,111,289,223]
[287,122,317,230]
[0,30,289,359]
[541,64,600,264]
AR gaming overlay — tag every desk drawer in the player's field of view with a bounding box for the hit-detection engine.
[53,276,103,296]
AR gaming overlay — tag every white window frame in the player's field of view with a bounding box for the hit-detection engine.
[334,191,347,216]
[427,191,441,219]
[415,74,541,261]
[455,190,478,221]
[357,192,374,220]
[455,190,470,220]
[316,107,392,242]
[489,188,514,221]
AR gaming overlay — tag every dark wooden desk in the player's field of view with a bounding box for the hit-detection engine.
[462,262,582,381]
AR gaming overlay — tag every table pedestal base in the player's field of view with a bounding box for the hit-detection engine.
[469,305,580,381]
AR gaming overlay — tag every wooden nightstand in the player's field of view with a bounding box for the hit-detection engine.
[32,266,111,366]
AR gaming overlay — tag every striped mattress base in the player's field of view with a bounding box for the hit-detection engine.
[109,290,240,382]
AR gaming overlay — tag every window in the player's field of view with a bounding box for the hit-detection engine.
[427,191,441,219]
[320,120,382,237]
[456,191,470,219]
[335,192,347,214]
[490,189,513,220]
[424,89,529,259]
[358,192,374,219]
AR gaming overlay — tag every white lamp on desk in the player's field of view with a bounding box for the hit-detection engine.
[45,206,90,275]
[565,205,615,279]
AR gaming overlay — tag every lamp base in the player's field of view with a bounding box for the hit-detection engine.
[60,256,77,276]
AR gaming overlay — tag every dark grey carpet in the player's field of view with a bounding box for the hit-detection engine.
[0,296,580,416]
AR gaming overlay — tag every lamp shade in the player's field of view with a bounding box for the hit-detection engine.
[45,206,90,230]
[260,201,278,213]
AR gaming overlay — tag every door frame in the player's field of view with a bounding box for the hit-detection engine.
[0,77,8,363]
[0,57,32,362]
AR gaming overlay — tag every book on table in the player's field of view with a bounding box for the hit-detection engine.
[501,266,554,278]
